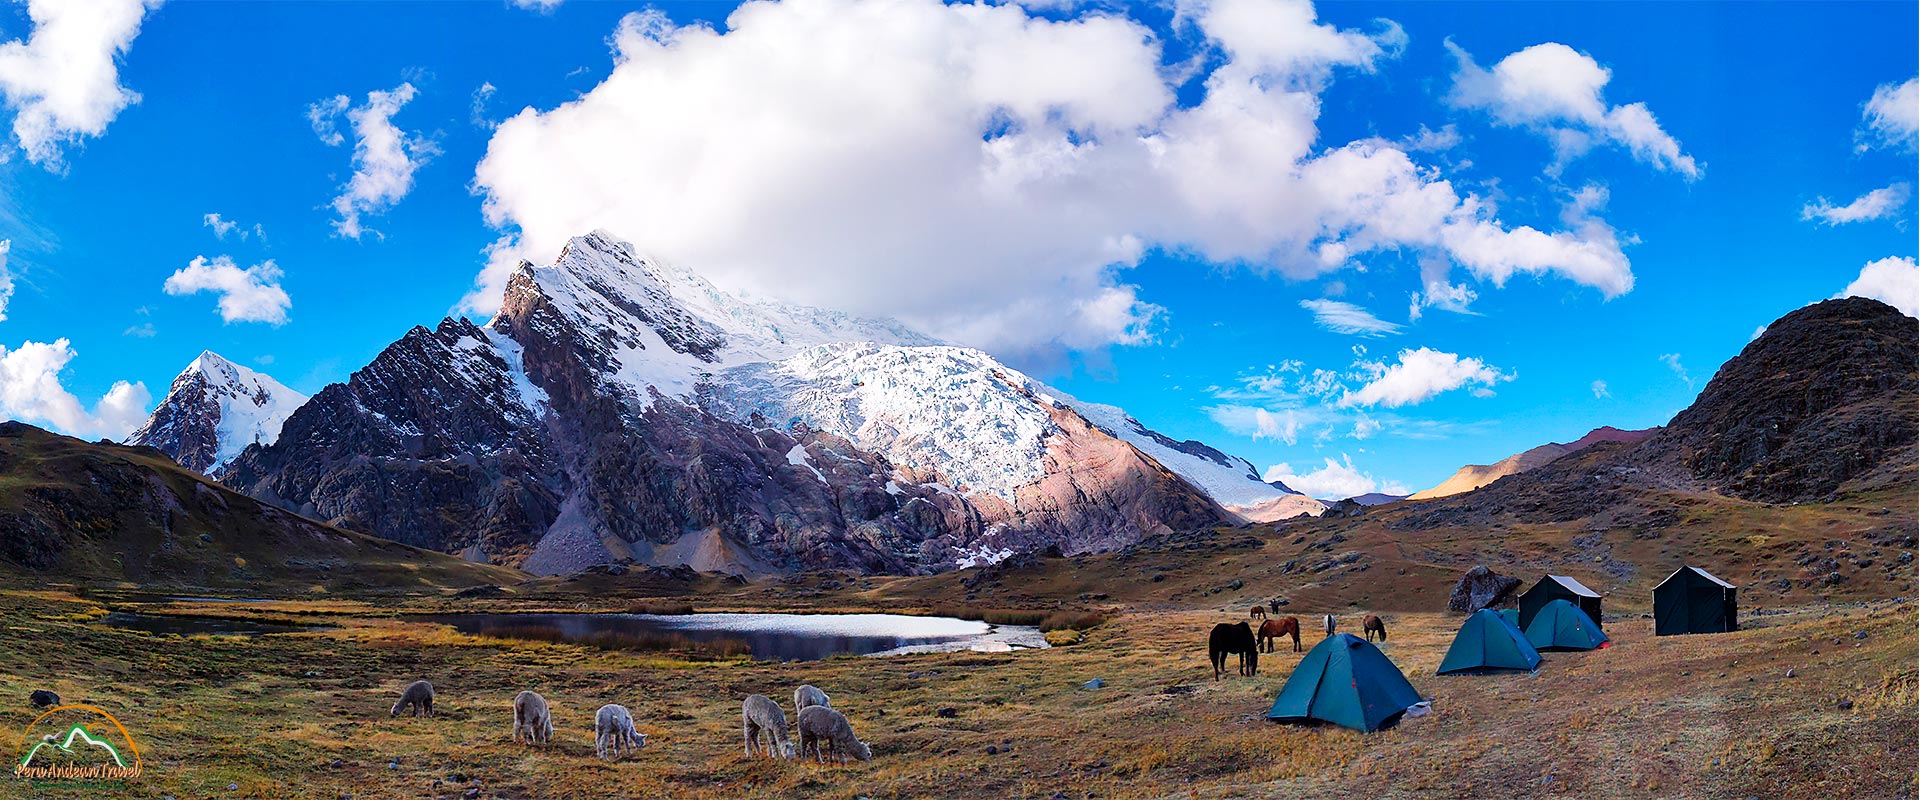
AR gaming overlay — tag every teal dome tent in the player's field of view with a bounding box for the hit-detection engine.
[1437,609,1542,675]
[1267,634,1421,732]
[1524,599,1610,651]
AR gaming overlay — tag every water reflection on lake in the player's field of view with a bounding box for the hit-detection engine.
[410,612,1048,661]
[96,611,320,636]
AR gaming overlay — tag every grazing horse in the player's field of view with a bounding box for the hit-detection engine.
[1362,615,1388,642]
[1249,606,1267,621]
[1208,622,1259,679]
[1322,614,1337,638]
[1258,617,1301,653]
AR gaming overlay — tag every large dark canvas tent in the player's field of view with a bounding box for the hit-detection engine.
[1524,599,1610,651]
[1519,574,1603,631]
[1653,566,1738,636]
[1437,609,1542,675]
[1267,634,1421,732]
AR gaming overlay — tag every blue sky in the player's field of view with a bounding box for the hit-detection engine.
[0,0,1913,497]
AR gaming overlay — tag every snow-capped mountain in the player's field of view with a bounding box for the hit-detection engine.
[126,351,308,474]
[225,232,1292,575]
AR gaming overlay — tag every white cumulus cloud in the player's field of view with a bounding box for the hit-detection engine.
[1299,299,1401,336]
[1801,183,1911,226]
[162,255,291,325]
[1263,453,1406,499]
[0,0,162,167]
[0,338,149,439]
[311,82,436,239]
[1447,41,1700,180]
[468,0,1637,356]
[1857,77,1917,154]
[1839,255,1918,318]
[1338,346,1511,408]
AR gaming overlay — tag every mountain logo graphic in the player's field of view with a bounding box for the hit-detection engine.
[12,705,143,782]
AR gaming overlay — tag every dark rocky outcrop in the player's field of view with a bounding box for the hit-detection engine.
[1448,565,1522,613]
[1634,297,1917,502]
[1394,298,1917,532]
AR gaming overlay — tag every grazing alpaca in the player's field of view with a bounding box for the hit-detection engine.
[1258,617,1302,653]
[793,684,830,713]
[1363,615,1388,642]
[1207,622,1259,679]
[390,680,435,718]
[1322,615,1337,638]
[1250,606,1267,621]
[512,691,552,745]
[594,704,647,761]
[796,705,872,764]
[742,694,797,759]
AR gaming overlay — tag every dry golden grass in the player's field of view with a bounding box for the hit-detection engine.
[0,588,1911,800]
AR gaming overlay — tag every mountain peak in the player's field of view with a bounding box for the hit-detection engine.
[126,353,309,474]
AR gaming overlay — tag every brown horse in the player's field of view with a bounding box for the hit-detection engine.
[1249,606,1267,621]
[1258,617,1301,653]
[1362,615,1387,642]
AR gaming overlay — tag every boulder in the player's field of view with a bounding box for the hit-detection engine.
[1448,565,1521,613]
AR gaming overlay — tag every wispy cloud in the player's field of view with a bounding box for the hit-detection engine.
[1263,453,1408,499]
[1660,353,1692,388]
[1299,299,1401,336]
[1857,76,1918,154]
[1801,183,1911,226]
[310,82,437,239]
[1591,379,1609,399]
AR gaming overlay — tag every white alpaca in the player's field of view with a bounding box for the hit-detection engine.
[512,690,552,745]
[793,685,830,713]
[742,694,797,759]
[594,704,647,761]
[796,705,872,765]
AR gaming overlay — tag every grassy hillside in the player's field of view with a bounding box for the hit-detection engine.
[0,422,524,593]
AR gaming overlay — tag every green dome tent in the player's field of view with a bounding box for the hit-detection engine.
[1437,609,1542,675]
[1524,599,1610,651]
[1266,633,1422,732]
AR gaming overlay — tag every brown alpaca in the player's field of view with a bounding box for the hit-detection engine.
[1363,615,1387,642]
[1258,617,1302,653]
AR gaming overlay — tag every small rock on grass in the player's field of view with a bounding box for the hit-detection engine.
[1081,678,1104,690]
[1837,699,1855,710]
[936,707,958,718]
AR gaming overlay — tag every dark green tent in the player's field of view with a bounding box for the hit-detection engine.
[1518,574,1604,631]
[1653,566,1738,636]
[1524,599,1610,651]
[1438,609,1542,675]
[1266,633,1421,732]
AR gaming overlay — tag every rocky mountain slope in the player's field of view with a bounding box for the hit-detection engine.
[1393,297,1916,532]
[225,232,1288,575]
[0,422,516,590]
[125,351,308,474]
[1408,425,1656,500]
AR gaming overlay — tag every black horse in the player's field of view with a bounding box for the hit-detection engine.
[1208,622,1259,679]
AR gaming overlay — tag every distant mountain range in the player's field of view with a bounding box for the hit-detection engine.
[133,232,1317,577]
[1408,426,1657,500]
